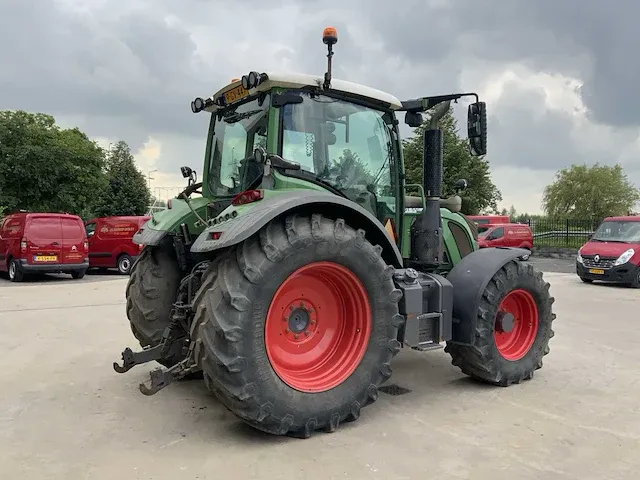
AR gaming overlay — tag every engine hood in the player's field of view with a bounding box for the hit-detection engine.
[579,240,637,257]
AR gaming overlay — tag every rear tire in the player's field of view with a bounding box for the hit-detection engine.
[71,270,86,279]
[8,259,24,282]
[117,254,134,275]
[445,260,555,386]
[192,214,402,437]
[125,243,183,368]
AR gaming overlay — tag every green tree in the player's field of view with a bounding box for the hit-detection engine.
[542,163,640,219]
[0,110,107,216]
[508,205,517,218]
[402,108,502,215]
[93,141,151,217]
[329,148,375,184]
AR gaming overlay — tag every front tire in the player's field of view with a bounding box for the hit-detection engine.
[125,243,183,367]
[445,260,555,386]
[192,214,402,437]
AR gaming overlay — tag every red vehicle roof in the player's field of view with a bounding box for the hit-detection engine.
[603,216,640,222]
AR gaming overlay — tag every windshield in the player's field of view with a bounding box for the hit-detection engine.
[207,94,270,197]
[281,91,398,217]
[591,220,640,243]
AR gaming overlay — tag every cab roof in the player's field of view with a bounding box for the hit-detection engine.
[208,72,403,111]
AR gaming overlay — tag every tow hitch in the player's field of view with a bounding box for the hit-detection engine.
[113,344,164,373]
[138,358,198,396]
[112,323,187,374]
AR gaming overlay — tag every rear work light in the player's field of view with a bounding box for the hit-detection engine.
[231,189,264,206]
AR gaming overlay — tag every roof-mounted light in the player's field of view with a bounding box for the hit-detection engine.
[241,71,268,90]
[322,27,338,90]
[190,96,214,114]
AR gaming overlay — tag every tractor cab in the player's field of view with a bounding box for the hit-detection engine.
[186,28,486,268]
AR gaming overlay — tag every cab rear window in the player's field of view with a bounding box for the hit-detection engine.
[25,217,61,241]
[62,217,85,241]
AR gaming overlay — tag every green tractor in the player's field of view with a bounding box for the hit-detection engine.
[114,27,556,437]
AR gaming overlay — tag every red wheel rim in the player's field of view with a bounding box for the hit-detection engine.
[264,261,372,393]
[493,289,539,361]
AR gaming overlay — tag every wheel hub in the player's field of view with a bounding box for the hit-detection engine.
[288,307,310,333]
[495,311,515,333]
[265,261,372,393]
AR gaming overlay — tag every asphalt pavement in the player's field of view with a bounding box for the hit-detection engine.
[1,263,638,479]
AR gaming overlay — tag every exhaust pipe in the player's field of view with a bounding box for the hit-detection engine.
[410,101,450,270]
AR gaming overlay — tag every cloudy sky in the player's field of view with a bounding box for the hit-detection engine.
[2,0,639,213]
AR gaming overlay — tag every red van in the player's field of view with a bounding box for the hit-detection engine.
[478,223,534,260]
[0,212,89,282]
[576,215,640,287]
[84,216,150,274]
[468,215,510,226]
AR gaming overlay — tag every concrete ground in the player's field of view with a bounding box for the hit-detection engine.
[1,262,638,480]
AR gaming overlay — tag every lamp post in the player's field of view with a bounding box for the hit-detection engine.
[148,169,157,189]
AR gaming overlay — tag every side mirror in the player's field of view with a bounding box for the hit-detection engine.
[253,146,267,164]
[180,166,193,179]
[405,111,423,128]
[454,178,468,193]
[467,101,487,156]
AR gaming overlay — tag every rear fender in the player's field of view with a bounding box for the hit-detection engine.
[189,190,403,267]
[446,246,529,345]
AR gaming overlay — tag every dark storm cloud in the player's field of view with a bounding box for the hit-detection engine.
[360,0,640,128]
[0,0,213,141]
[1,0,638,188]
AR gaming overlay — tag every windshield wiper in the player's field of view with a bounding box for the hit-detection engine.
[224,109,264,123]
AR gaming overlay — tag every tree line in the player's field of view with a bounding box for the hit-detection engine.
[0,110,151,220]
[2,108,639,221]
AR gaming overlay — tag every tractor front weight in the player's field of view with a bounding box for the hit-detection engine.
[393,268,454,351]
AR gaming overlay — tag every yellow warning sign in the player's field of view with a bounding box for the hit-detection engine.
[384,219,396,242]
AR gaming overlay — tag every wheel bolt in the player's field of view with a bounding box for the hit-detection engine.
[304,330,310,336]
[310,319,316,325]
[294,333,299,339]
[285,328,290,334]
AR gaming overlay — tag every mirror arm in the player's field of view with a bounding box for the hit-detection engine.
[399,92,479,113]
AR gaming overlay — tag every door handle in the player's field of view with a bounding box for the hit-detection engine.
[52,242,60,245]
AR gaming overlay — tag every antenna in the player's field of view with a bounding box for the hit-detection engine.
[322,26,338,90]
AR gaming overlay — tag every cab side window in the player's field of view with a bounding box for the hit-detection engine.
[489,227,504,240]
[85,222,96,237]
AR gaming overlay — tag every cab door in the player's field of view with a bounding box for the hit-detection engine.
[60,216,87,265]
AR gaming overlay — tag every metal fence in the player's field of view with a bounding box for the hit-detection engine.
[519,217,602,248]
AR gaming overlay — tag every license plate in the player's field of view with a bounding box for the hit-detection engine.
[588,268,605,275]
[34,255,57,262]
[224,85,248,104]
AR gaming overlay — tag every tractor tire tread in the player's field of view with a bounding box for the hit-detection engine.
[125,243,183,368]
[444,260,555,386]
[192,213,401,438]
